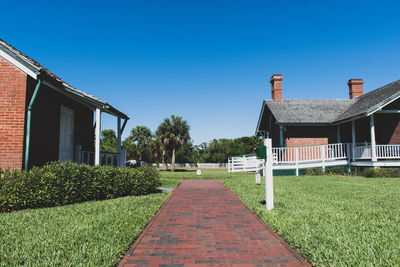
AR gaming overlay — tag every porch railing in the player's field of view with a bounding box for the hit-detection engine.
[354,145,371,160]
[376,144,400,159]
[272,143,349,164]
[75,146,126,167]
[354,144,400,160]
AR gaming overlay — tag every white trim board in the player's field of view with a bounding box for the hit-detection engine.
[0,49,37,79]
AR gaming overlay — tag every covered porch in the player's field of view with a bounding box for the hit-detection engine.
[336,108,400,167]
[74,111,129,168]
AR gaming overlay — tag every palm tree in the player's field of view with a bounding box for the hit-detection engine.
[156,120,171,171]
[128,126,152,165]
[156,115,190,172]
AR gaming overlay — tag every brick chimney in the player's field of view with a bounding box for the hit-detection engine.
[348,79,364,99]
[270,74,283,101]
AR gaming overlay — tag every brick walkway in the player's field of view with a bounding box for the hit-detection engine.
[119,180,309,266]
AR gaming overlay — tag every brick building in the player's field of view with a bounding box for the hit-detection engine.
[256,74,400,166]
[0,39,129,170]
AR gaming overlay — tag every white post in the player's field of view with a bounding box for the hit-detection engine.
[120,148,126,167]
[264,138,274,210]
[321,145,326,173]
[351,120,356,161]
[279,126,284,147]
[117,117,122,153]
[337,125,341,143]
[95,108,101,165]
[370,114,377,162]
[295,147,299,176]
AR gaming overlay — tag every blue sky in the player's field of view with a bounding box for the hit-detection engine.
[1,0,400,144]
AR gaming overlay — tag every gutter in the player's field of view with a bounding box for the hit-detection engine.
[24,76,42,170]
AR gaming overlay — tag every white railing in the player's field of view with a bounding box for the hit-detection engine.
[152,163,228,168]
[376,144,400,159]
[78,149,126,167]
[228,154,264,173]
[354,145,371,160]
[272,143,349,164]
[228,143,350,174]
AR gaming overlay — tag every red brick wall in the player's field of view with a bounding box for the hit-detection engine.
[286,137,328,147]
[0,57,27,170]
[285,125,335,147]
[389,121,400,144]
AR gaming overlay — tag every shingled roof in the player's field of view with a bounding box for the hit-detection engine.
[334,79,400,123]
[263,99,355,125]
[0,39,129,119]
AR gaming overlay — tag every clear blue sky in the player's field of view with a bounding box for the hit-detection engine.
[1,0,400,144]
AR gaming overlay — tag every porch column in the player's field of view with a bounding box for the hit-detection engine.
[279,126,284,147]
[95,108,101,165]
[351,120,356,161]
[117,117,122,153]
[370,114,377,162]
[337,125,341,143]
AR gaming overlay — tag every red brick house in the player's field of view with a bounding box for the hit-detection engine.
[0,39,129,170]
[256,74,400,167]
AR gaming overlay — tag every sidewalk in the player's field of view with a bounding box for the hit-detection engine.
[119,180,309,266]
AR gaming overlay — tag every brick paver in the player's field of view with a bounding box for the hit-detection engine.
[119,180,309,266]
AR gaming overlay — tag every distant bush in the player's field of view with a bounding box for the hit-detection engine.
[363,168,400,178]
[304,167,323,176]
[326,165,349,175]
[0,162,160,212]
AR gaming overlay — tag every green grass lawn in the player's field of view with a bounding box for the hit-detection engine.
[159,168,242,188]
[0,192,169,266]
[223,174,400,266]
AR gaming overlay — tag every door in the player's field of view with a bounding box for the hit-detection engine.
[59,106,74,161]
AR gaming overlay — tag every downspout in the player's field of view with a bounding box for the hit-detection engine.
[24,78,42,170]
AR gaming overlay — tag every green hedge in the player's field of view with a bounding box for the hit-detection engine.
[363,167,400,178]
[0,162,160,212]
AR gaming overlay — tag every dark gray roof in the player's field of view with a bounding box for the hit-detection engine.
[334,80,400,122]
[264,99,355,125]
[0,39,129,119]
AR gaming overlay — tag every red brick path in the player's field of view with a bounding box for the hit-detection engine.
[119,180,309,266]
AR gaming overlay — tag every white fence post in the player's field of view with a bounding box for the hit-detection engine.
[265,138,274,210]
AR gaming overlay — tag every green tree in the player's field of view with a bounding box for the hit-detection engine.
[100,129,117,152]
[126,126,153,164]
[156,115,190,172]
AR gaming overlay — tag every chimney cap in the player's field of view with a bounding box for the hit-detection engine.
[270,74,283,83]
[347,79,364,85]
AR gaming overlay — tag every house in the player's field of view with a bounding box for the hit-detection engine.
[256,74,400,167]
[0,39,129,170]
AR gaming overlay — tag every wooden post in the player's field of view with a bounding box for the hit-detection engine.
[370,114,377,162]
[95,108,101,165]
[337,125,341,143]
[351,120,356,161]
[264,138,274,210]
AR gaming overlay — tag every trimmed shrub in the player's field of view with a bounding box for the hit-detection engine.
[304,167,323,176]
[326,165,349,175]
[363,167,400,178]
[0,162,160,212]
